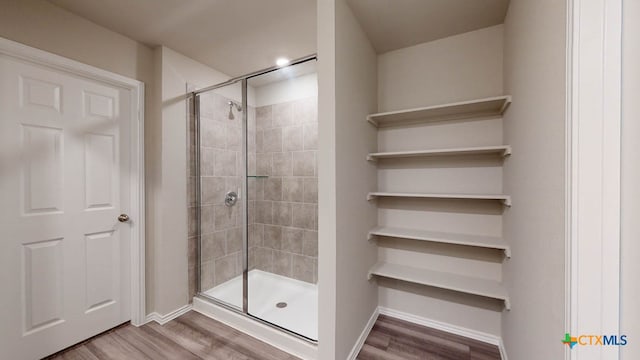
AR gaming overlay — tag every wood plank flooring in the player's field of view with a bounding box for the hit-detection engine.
[356,315,501,360]
[45,311,299,360]
[46,311,501,360]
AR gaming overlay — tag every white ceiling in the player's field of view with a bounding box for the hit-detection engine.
[49,0,509,75]
[346,0,509,53]
[50,0,317,77]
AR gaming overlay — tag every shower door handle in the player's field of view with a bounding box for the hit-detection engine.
[225,191,238,207]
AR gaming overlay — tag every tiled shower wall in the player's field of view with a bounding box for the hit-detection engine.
[248,96,319,284]
[188,91,253,299]
[188,93,318,299]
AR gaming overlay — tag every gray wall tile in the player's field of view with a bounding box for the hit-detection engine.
[272,152,292,176]
[273,202,292,226]
[202,177,225,205]
[302,230,318,257]
[273,250,292,277]
[256,153,271,176]
[263,128,283,152]
[282,227,303,254]
[202,231,225,262]
[303,177,318,204]
[273,102,293,127]
[292,151,315,176]
[226,227,242,254]
[292,203,317,230]
[283,125,303,151]
[256,106,272,130]
[303,122,318,150]
[201,119,226,148]
[264,177,283,201]
[283,178,304,202]
[214,254,238,285]
[214,149,237,176]
[264,225,282,250]
[292,254,315,283]
[214,204,236,230]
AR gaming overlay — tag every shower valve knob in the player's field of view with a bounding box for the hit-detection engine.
[225,191,238,207]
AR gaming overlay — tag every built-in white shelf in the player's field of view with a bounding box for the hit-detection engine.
[367,95,512,128]
[368,262,510,310]
[366,145,511,161]
[368,226,510,258]
[367,192,511,207]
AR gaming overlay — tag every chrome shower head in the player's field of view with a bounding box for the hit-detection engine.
[227,101,242,120]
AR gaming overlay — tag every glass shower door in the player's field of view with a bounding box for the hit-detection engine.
[193,57,318,342]
[246,60,319,341]
[195,80,245,310]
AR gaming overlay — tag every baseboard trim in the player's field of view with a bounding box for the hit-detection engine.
[377,307,508,359]
[498,338,508,360]
[346,307,379,360]
[144,304,193,325]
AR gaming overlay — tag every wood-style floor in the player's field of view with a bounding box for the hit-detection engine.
[46,311,299,360]
[47,311,501,360]
[356,315,501,360]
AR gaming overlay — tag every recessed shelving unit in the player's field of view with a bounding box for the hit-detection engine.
[367,192,511,207]
[367,95,512,128]
[369,226,510,258]
[368,262,510,310]
[366,94,513,317]
[366,145,512,161]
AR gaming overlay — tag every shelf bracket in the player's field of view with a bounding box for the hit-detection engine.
[366,155,377,162]
[502,197,512,207]
[504,247,512,259]
[502,146,512,157]
[504,297,511,311]
[367,193,376,201]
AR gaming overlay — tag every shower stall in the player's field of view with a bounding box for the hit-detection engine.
[189,56,318,342]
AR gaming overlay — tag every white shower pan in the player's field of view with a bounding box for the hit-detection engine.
[203,270,318,341]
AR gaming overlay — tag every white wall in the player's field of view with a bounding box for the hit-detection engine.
[254,73,317,107]
[0,0,153,85]
[334,0,379,358]
[317,0,379,358]
[377,25,504,112]
[621,0,640,357]
[375,26,506,337]
[154,46,232,315]
[501,0,567,359]
[316,0,337,356]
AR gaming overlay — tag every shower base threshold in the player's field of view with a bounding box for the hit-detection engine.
[201,269,318,340]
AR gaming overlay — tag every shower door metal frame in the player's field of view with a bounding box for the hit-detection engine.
[191,54,318,343]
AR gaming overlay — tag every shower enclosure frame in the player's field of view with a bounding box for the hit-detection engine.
[190,54,318,343]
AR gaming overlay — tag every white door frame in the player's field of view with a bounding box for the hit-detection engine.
[0,37,146,326]
[566,0,622,359]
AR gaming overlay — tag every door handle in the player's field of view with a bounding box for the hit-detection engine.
[118,214,130,222]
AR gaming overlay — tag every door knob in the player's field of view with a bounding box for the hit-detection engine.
[118,214,130,222]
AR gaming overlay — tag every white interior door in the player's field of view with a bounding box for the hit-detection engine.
[0,52,132,359]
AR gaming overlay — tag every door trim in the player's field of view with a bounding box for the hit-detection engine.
[0,37,146,326]
[566,0,622,358]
